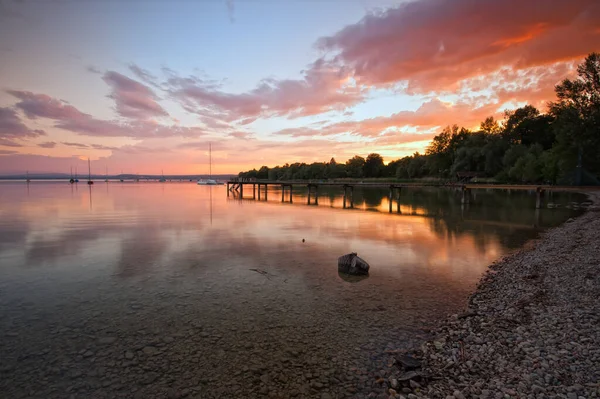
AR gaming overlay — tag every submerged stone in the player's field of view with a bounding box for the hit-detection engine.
[338,252,370,276]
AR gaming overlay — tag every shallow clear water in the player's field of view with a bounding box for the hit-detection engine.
[0,181,585,398]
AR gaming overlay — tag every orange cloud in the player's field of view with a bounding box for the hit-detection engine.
[318,0,599,93]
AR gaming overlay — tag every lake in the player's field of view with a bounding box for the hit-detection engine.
[0,181,585,399]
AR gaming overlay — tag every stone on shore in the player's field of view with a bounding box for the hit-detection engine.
[338,252,370,275]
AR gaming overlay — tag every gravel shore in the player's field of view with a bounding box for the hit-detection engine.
[382,193,600,399]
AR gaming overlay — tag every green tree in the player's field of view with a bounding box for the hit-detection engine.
[363,153,384,177]
[345,156,365,178]
[550,52,600,183]
[480,116,502,134]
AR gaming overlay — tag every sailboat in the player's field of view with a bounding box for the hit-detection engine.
[69,166,75,184]
[105,166,109,182]
[87,158,94,185]
[197,143,223,185]
[74,166,79,183]
[159,169,166,182]
[26,170,31,183]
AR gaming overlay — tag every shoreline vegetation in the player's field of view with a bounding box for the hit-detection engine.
[381,191,600,399]
[239,53,600,187]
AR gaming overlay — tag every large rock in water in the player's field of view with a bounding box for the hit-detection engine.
[338,252,370,275]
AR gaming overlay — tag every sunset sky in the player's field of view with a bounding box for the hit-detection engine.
[0,0,598,175]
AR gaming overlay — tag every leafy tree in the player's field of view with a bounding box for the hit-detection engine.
[363,153,384,177]
[345,156,365,178]
[407,153,427,178]
[480,116,502,134]
[550,52,600,183]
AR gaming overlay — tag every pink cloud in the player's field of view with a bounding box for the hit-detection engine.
[6,91,205,139]
[0,106,46,139]
[170,58,364,121]
[0,138,24,147]
[317,0,599,93]
[274,97,500,140]
[102,71,168,119]
[38,141,56,148]
[8,91,86,120]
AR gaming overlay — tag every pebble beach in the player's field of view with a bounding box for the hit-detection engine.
[378,193,600,399]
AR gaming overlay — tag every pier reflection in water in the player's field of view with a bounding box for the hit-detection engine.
[0,182,585,398]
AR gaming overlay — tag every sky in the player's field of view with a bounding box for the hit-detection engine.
[0,0,598,175]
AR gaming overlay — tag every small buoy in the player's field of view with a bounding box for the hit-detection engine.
[302,239,305,243]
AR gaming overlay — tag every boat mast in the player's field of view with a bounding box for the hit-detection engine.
[209,142,212,179]
[88,158,92,181]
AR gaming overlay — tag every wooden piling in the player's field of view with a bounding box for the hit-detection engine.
[535,187,544,209]
[461,186,470,204]
[343,185,348,208]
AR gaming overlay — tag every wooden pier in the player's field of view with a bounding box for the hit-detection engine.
[225,179,597,210]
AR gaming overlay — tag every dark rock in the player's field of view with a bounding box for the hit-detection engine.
[395,355,422,370]
[338,253,370,276]
[398,370,423,382]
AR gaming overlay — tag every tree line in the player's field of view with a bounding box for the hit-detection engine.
[239,53,600,185]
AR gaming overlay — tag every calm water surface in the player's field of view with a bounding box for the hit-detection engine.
[0,182,585,398]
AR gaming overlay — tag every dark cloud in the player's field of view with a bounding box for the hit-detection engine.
[86,65,102,74]
[38,141,56,148]
[0,138,24,147]
[91,144,119,151]
[62,141,89,148]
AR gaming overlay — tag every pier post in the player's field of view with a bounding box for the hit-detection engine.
[281,184,285,202]
[461,186,471,204]
[264,184,268,201]
[350,186,354,208]
[314,185,318,205]
[307,185,311,205]
[253,184,256,199]
[240,183,244,199]
[289,185,293,203]
[535,187,544,209]
[343,185,348,208]
[227,183,230,197]
[389,185,394,213]
[397,186,401,213]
